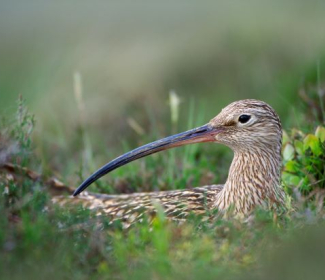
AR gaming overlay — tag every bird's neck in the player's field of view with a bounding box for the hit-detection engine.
[214,148,285,214]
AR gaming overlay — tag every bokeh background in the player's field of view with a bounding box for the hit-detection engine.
[1,1,325,179]
[2,3,325,279]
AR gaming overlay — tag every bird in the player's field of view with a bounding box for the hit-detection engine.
[53,99,286,224]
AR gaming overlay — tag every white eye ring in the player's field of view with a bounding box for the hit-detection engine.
[237,114,256,126]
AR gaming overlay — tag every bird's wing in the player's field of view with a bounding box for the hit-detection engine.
[52,185,223,224]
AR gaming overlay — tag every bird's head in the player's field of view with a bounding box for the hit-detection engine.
[73,99,282,196]
[209,99,282,151]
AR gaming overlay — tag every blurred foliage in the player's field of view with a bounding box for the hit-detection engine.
[1,77,325,279]
[1,1,325,279]
[282,81,325,208]
[282,126,325,197]
[1,1,325,155]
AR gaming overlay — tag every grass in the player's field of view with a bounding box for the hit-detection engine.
[1,74,325,280]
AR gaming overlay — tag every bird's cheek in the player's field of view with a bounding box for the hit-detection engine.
[213,134,222,142]
[213,133,229,144]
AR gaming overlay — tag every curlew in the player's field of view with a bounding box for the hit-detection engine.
[55,99,286,223]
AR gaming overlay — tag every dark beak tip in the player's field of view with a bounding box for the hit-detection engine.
[72,189,79,196]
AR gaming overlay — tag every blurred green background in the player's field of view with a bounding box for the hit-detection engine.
[1,1,325,178]
[2,2,325,280]
[1,2,325,121]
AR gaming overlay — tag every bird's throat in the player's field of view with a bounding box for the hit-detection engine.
[214,149,284,214]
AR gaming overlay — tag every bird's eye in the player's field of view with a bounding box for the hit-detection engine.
[238,114,251,124]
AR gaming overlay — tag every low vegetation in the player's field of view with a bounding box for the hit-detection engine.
[0,82,325,280]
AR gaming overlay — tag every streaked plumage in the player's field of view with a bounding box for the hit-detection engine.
[54,185,223,224]
[53,99,286,224]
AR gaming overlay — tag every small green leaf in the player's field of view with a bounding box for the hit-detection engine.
[284,160,300,173]
[282,130,290,145]
[291,128,305,139]
[293,140,304,155]
[305,164,313,172]
[315,126,325,142]
[282,172,301,186]
[283,143,295,161]
[303,134,322,156]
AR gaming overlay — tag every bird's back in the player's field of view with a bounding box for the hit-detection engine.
[53,185,223,224]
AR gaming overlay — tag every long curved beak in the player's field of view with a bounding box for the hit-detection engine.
[73,123,219,196]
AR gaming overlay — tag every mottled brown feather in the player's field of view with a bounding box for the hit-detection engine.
[53,99,286,224]
[53,185,223,223]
